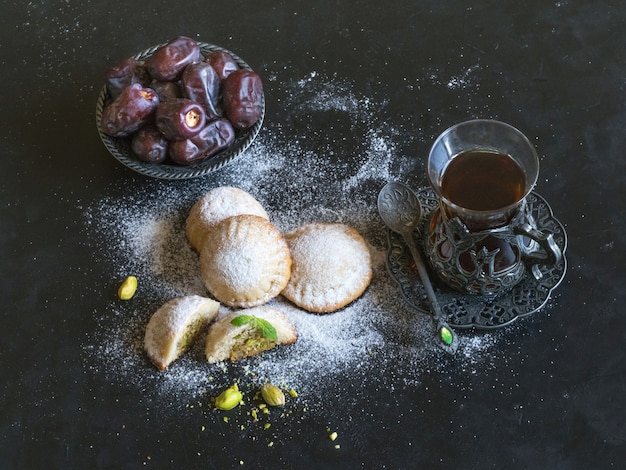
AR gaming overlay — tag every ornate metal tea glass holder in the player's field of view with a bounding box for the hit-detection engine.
[424,199,562,296]
[425,119,563,296]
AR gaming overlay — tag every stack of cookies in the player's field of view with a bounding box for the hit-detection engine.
[143,186,373,370]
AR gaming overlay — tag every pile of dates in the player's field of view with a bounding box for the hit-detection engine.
[100,36,264,166]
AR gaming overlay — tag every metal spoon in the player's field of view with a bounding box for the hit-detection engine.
[377,181,458,353]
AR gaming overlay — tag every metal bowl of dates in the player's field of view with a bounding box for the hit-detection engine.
[95,41,264,180]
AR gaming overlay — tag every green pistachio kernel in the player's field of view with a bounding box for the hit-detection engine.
[260,383,285,407]
[117,276,137,300]
[215,384,243,410]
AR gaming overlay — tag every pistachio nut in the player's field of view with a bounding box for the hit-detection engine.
[117,276,137,300]
[260,383,285,407]
[215,384,243,410]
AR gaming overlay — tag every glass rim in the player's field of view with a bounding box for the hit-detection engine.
[427,119,539,215]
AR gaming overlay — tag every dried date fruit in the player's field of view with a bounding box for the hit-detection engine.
[222,69,264,130]
[101,83,160,137]
[206,50,239,81]
[169,118,235,165]
[131,125,168,163]
[144,36,201,81]
[104,57,150,99]
[181,62,221,119]
[100,38,265,168]
[155,98,206,141]
[150,80,182,102]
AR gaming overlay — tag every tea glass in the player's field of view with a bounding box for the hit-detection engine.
[424,119,562,296]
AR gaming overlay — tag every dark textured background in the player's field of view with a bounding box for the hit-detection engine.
[1,0,625,468]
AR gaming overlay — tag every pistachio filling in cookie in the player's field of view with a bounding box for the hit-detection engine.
[205,307,297,363]
[144,295,220,370]
[230,328,277,361]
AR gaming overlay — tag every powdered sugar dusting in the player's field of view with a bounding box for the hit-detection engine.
[447,65,481,90]
[83,72,511,411]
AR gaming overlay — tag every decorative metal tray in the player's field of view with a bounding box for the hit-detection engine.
[95,42,264,180]
[385,187,568,329]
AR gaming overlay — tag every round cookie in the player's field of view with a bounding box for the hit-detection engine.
[282,223,372,313]
[200,214,291,308]
[185,186,269,252]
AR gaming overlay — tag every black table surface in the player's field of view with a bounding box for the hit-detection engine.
[2,0,625,468]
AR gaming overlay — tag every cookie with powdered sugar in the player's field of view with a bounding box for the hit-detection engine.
[144,295,220,370]
[282,223,372,313]
[205,306,297,363]
[185,186,269,252]
[199,214,291,308]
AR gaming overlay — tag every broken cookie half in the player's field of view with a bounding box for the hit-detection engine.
[144,295,220,370]
[205,306,297,363]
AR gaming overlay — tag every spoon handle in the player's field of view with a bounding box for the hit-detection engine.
[402,232,458,353]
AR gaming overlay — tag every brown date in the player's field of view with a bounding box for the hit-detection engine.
[131,125,168,163]
[150,80,182,102]
[155,98,206,141]
[206,50,239,81]
[181,62,221,119]
[104,57,150,99]
[222,69,264,130]
[144,36,201,81]
[100,83,160,137]
[169,118,235,165]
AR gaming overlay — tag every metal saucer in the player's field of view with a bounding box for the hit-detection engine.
[385,187,568,329]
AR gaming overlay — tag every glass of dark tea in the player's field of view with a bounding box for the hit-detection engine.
[425,119,562,295]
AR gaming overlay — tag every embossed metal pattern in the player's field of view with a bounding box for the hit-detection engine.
[424,204,529,295]
[385,187,568,329]
[377,183,422,232]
